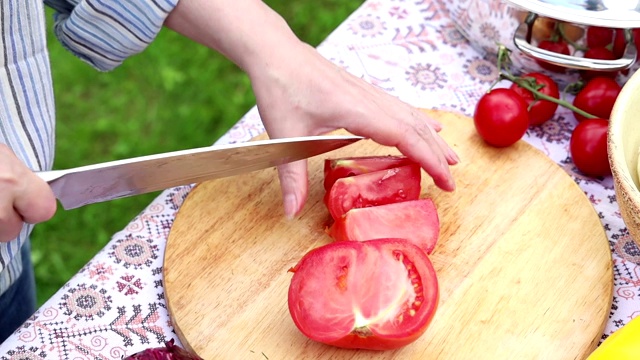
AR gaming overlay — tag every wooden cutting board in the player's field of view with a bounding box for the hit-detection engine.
[164,109,613,360]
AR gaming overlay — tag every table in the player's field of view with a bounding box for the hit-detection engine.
[2,1,638,358]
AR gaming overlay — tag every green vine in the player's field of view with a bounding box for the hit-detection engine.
[494,44,597,120]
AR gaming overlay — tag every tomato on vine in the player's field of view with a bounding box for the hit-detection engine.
[510,72,559,126]
[570,119,610,177]
[586,26,614,49]
[613,29,627,59]
[473,88,529,147]
[536,40,571,73]
[582,47,618,80]
[572,77,621,122]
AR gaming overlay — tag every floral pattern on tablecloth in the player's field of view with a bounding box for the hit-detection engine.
[2,0,639,358]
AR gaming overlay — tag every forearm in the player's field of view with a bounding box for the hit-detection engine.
[164,0,304,77]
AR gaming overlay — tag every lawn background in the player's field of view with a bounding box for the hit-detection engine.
[35,0,364,306]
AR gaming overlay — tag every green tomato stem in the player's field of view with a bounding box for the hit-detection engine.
[495,44,597,120]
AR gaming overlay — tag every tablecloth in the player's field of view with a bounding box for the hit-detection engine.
[2,0,638,358]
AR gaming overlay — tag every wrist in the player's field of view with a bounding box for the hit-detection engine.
[165,0,302,74]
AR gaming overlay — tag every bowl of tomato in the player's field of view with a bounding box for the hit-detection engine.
[609,69,640,246]
[436,0,640,85]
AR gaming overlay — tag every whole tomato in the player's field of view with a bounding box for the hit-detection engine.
[570,119,611,177]
[536,40,571,73]
[582,47,618,80]
[586,26,614,49]
[613,29,632,76]
[510,72,559,126]
[634,29,640,60]
[572,77,621,122]
[473,88,530,147]
[613,29,627,59]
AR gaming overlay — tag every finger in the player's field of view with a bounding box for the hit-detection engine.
[412,122,456,190]
[421,112,443,132]
[423,123,460,166]
[399,136,455,192]
[0,206,24,243]
[14,172,57,224]
[276,160,309,219]
[345,114,455,191]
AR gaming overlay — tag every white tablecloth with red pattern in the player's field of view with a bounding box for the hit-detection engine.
[2,0,638,358]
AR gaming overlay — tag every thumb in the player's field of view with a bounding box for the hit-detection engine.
[277,160,308,219]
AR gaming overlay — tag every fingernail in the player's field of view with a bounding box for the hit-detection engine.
[451,150,461,164]
[284,193,298,220]
[447,176,456,191]
[440,162,456,191]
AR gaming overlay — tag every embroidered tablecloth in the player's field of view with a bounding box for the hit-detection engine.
[2,0,638,358]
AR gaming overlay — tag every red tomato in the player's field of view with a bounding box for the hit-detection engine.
[634,29,640,60]
[572,77,621,122]
[613,29,627,59]
[586,26,614,49]
[581,47,618,80]
[536,41,571,73]
[323,156,414,191]
[328,199,440,254]
[325,164,421,220]
[570,119,611,177]
[287,238,439,350]
[473,88,529,147]
[510,72,560,126]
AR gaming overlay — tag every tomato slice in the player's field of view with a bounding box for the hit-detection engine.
[325,164,421,220]
[287,239,439,350]
[328,199,440,254]
[323,156,415,191]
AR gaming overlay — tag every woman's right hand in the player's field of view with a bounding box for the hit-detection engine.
[0,144,57,242]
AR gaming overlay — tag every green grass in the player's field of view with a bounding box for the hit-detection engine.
[34,0,364,305]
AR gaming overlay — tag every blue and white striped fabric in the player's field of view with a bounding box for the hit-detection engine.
[0,0,178,296]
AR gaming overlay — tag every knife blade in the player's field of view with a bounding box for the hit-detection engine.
[36,135,363,209]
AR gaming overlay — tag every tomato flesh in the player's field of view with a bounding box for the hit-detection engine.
[287,239,439,350]
[325,164,421,220]
[323,156,415,191]
[329,199,440,254]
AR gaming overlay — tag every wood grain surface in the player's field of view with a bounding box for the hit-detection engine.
[164,110,613,360]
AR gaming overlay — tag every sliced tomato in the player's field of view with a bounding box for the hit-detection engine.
[325,164,421,220]
[323,155,415,191]
[287,239,439,350]
[328,199,440,254]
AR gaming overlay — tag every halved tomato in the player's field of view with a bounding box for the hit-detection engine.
[325,164,421,220]
[323,156,415,191]
[287,239,439,350]
[328,199,440,254]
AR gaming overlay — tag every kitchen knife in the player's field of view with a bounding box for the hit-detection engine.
[36,135,363,209]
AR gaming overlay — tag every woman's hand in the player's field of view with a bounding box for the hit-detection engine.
[248,42,458,217]
[0,144,57,242]
[165,0,458,218]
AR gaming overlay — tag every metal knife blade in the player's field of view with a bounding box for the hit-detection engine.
[36,135,363,209]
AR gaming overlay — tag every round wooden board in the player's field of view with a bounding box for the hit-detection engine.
[164,110,613,360]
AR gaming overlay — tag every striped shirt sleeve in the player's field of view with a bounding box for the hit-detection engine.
[43,0,180,71]
[0,1,56,293]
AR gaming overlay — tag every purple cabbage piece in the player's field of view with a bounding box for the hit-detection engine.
[124,339,203,360]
